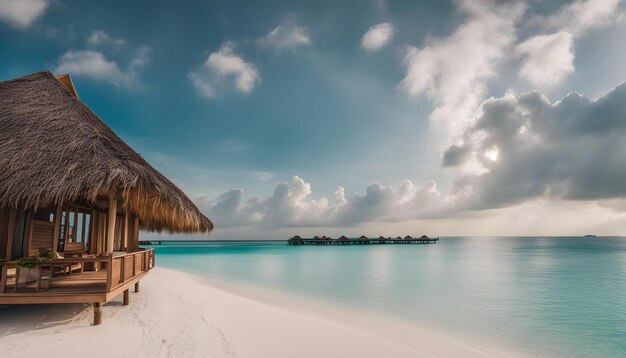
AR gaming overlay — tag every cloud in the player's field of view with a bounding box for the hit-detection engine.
[361,22,394,51]
[257,23,310,50]
[56,46,150,88]
[201,176,449,228]
[56,50,123,81]
[87,30,127,47]
[0,0,48,29]
[444,81,626,209]
[517,0,620,86]
[202,80,626,229]
[400,0,525,138]
[516,31,574,87]
[442,144,471,167]
[189,42,260,99]
[545,0,621,35]
[56,31,150,88]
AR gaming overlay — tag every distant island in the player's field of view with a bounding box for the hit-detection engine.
[584,234,597,238]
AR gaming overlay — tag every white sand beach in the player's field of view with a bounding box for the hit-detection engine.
[0,267,524,358]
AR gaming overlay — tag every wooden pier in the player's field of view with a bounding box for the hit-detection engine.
[287,237,439,245]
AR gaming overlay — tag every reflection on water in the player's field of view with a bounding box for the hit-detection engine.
[149,237,626,358]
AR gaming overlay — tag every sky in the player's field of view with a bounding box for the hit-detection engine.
[1,0,626,239]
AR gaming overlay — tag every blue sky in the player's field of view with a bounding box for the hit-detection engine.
[2,0,626,238]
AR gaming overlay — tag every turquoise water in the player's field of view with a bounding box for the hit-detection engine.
[148,237,626,357]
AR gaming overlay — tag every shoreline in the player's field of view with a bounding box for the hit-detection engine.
[0,267,526,358]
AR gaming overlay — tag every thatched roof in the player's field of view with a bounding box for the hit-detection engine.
[0,71,213,233]
[420,234,429,239]
[313,235,321,239]
[338,235,348,240]
[291,235,302,239]
[404,235,413,239]
[378,236,385,239]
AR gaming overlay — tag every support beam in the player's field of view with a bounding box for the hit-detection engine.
[23,210,33,257]
[134,282,140,293]
[123,211,129,253]
[123,289,129,305]
[5,208,15,260]
[93,302,102,325]
[133,216,139,252]
[106,198,117,254]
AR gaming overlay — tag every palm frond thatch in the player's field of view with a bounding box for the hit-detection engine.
[0,71,213,233]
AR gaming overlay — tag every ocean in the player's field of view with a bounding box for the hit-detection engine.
[147,237,626,357]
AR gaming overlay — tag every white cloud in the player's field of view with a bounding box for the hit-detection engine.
[361,22,394,51]
[516,31,574,87]
[258,24,310,50]
[546,0,621,35]
[202,176,450,228]
[400,0,525,138]
[517,0,620,87]
[56,50,122,81]
[55,45,150,88]
[189,42,260,99]
[87,30,127,47]
[0,0,48,29]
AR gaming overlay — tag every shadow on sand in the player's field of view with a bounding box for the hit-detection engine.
[0,304,91,335]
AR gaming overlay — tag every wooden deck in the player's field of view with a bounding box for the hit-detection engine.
[288,237,439,245]
[0,248,154,305]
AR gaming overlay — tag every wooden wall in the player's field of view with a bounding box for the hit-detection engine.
[1,202,142,260]
[29,220,54,256]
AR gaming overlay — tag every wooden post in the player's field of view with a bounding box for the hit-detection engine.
[5,208,15,260]
[123,289,130,305]
[23,210,33,257]
[0,266,7,293]
[123,211,129,253]
[89,209,97,254]
[134,282,140,293]
[52,205,62,253]
[132,216,139,252]
[93,302,102,325]
[107,198,117,254]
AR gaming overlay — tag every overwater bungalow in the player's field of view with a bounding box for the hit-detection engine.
[0,71,213,324]
[420,235,429,239]
[359,235,369,241]
[404,235,413,240]
[313,235,321,240]
[338,235,348,241]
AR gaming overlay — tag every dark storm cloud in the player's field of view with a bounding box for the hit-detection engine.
[448,82,626,209]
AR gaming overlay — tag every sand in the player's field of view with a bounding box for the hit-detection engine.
[0,267,524,358]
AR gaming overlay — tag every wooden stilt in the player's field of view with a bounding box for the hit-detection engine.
[123,289,129,305]
[134,282,140,293]
[93,302,102,325]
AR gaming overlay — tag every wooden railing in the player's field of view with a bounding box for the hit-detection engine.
[106,248,155,292]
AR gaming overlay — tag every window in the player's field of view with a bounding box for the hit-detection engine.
[58,207,91,252]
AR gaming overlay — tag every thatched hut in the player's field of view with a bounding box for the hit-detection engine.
[420,235,429,239]
[313,235,321,240]
[359,235,369,241]
[291,235,302,239]
[395,236,403,240]
[338,235,349,241]
[378,236,386,240]
[0,71,213,323]
[404,235,413,240]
